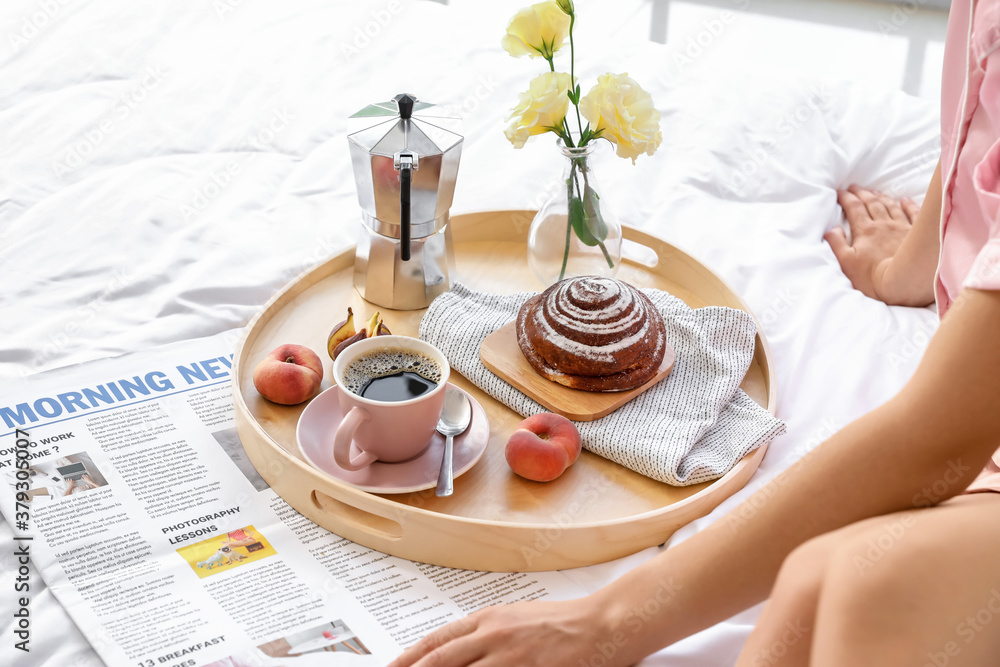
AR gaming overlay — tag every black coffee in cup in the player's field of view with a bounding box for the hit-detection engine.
[343,348,443,401]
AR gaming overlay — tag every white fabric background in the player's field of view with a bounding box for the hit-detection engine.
[0,0,940,665]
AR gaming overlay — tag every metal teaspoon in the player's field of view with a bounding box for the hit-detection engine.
[435,389,472,497]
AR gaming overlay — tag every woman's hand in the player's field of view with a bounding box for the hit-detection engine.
[388,598,625,667]
[825,185,921,302]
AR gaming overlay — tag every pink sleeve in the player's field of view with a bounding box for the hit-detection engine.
[966,44,1000,291]
[965,239,1000,288]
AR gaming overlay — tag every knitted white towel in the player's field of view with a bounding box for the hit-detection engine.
[419,283,785,485]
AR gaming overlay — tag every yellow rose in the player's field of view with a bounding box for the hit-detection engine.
[504,72,574,149]
[580,72,662,163]
[501,1,571,60]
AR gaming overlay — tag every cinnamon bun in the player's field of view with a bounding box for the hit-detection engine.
[515,276,666,392]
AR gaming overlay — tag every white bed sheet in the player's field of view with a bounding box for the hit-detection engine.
[0,0,941,665]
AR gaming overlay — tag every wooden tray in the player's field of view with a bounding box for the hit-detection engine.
[232,210,776,572]
[480,322,676,421]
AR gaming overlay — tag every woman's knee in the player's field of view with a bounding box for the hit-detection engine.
[819,517,929,623]
[770,533,839,603]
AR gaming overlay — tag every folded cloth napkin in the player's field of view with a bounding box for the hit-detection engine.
[419,283,786,486]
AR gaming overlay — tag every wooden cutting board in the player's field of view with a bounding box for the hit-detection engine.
[479,321,676,421]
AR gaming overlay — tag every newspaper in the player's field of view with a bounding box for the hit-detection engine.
[0,330,587,666]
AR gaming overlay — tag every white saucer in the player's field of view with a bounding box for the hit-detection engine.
[296,383,489,494]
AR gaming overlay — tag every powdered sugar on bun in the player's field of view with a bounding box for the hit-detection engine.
[516,277,667,392]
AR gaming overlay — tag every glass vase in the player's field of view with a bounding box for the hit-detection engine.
[527,139,622,286]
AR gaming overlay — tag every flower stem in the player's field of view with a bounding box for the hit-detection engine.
[579,166,614,269]
[597,238,613,268]
[546,55,576,146]
[560,163,575,281]
[572,158,584,201]
[562,120,575,146]
[568,13,584,140]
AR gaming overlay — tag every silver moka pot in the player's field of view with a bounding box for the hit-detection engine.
[347,93,463,310]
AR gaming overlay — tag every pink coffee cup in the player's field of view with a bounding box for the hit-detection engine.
[331,335,450,471]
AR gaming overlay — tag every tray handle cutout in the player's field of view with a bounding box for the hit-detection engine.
[311,490,404,540]
[621,238,659,269]
[622,226,677,270]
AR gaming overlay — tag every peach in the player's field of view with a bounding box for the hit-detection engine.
[505,413,582,482]
[253,344,323,405]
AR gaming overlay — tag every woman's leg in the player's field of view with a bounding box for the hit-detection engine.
[736,508,920,666]
[812,493,1000,665]
[734,540,826,666]
[737,493,1000,666]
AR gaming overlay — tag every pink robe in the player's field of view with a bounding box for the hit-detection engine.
[937,0,1000,493]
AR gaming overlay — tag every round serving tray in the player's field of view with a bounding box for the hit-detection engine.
[232,210,776,572]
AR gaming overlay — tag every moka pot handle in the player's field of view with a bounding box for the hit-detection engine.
[399,156,412,262]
